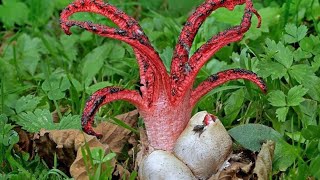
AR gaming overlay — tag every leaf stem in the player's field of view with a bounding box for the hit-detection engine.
[53,100,63,120]
[308,0,320,34]
[1,78,4,113]
[12,44,22,81]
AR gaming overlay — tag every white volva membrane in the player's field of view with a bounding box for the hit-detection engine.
[139,111,232,179]
[174,111,233,179]
[139,150,196,180]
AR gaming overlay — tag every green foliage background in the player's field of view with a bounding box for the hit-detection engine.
[0,0,320,179]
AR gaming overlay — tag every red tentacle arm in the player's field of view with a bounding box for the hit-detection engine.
[170,0,261,99]
[81,87,147,138]
[60,0,170,104]
[171,0,247,74]
[190,69,266,106]
[134,52,157,105]
[189,1,260,68]
[60,0,144,35]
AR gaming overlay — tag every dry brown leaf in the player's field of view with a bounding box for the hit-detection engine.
[135,128,149,171]
[45,129,85,150]
[0,31,15,54]
[69,134,112,180]
[35,129,113,178]
[113,164,131,179]
[209,150,256,180]
[210,161,254,180]
[34,129,81,174]
[13,126,33,156]
[94,110,139,153]
[209,141,275,180]
[253,140,275,180]
[34,110,139,179]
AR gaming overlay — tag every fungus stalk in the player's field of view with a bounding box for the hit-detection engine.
[60,0,265,152]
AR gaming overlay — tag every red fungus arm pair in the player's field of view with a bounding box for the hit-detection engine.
[60,0,170,104]
[60,0,162,135]
[170,0,262,100]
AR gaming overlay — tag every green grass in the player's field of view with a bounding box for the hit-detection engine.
[0,0,320,179]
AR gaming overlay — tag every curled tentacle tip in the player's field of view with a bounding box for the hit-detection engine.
[64,29,72,35]
[82,128,103,139]
[59,21,72,35]
[252,9,262,28]
[92,133,103,139]
[96,134,103,139]
[262,86,268,94]
[244,0,261,28]
[245,0,261,28]
[63,28,72,35]
[259,79,267,93]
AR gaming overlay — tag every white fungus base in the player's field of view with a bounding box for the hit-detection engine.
[174,111,233,179]
[139,111,232,180]
[139,150,196,180]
